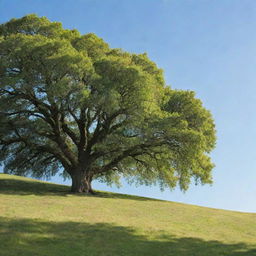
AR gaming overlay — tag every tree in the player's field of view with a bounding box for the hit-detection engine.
[0,15,216,193]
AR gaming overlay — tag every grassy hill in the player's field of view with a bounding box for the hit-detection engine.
[0,174,256,256]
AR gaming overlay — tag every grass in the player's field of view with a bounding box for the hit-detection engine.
[0,174,256,256]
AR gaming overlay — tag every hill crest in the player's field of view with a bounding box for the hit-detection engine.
[0,173,256,256]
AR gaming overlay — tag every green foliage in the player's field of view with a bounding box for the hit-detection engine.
[0,15,216,192]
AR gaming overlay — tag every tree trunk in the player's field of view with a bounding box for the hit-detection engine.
[71,171,84,193]
[82,176,94,194]
[71,170,94,194]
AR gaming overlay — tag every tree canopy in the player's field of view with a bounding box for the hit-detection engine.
[0,15,216,193]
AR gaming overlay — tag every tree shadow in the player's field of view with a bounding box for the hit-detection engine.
[0,217,255,256]
[92,190,162,201]
[0,176,160,201]
[0,177,69,196]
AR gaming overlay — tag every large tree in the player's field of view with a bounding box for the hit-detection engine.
[0,15,216,193]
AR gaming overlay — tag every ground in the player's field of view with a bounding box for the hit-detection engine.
[0,174,256,256]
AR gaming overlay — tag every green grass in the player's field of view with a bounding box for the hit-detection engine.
[0,174,256,256]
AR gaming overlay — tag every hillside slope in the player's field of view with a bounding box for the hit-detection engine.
[0,174,255,256]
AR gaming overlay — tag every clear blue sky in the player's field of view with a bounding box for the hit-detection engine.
[1,0,256,212]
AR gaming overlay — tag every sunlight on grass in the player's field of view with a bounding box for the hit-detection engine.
[1,174,256,256]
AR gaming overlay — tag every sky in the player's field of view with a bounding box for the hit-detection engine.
[1,0,256,212]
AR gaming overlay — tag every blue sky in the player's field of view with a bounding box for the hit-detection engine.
[1,0,256,212]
